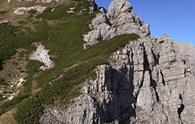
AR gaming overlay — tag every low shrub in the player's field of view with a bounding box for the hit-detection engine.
[14,97,43,124]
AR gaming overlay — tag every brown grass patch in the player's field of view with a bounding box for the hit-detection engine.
[0,108,16,124]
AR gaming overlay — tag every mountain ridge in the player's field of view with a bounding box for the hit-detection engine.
[0,0,195,124]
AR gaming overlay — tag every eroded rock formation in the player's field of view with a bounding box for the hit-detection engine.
[40,0,195,124]
[40,36,195,124]
[83,0,150,48]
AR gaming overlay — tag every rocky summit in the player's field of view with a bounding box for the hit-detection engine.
[83,0,150,48]
[0,0,195,124]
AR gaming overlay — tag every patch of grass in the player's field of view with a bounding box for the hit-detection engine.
[0,23,34,69]
[14,97,43,124]
[20,60,42,96]
[0,95,29,115]
[36,0,90,20]
[0,78,5,85]
[0,108,16,124]
[36,4,69,20]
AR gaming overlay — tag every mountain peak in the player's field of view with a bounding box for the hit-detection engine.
[83,0,150,48]
[107,0,133,17]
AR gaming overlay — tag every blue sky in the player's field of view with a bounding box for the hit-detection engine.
[96,0,195,45]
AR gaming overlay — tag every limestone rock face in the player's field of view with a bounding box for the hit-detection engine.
[83,0,150,48]
[40,95,99,124]
[40,0,195,124]
[29,43,54,70]
[41,36,195,124]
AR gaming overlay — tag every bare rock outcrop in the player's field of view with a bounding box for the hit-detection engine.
[29,43,54,70]
[40,0,195,124]
[41,36,195,124]
[83,0,150,48]
[14,6,46,15]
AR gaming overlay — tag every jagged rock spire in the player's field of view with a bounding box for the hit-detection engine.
[83,0,150,48]
[107,0,133,18]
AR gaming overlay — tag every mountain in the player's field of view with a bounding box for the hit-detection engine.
[0,0,195,124]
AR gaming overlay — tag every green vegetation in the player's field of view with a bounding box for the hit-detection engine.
[14,97,43,124]
[0,23,34,69]
[37,5,69,20]
[37,0,90,20]
[0,0,139,123]
[0,1,92,118]
[0,78,5,85]
[0,23,16,67]
[0,95,29,114]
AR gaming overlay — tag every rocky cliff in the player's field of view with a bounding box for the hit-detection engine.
[83,0,150,48]
[40,0,195,124]
[0,0,195,124]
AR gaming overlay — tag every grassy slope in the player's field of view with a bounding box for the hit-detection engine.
[0,1,139,124]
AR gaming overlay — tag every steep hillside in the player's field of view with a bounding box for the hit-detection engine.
[0,0,195,124]
[0,0,138,123]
